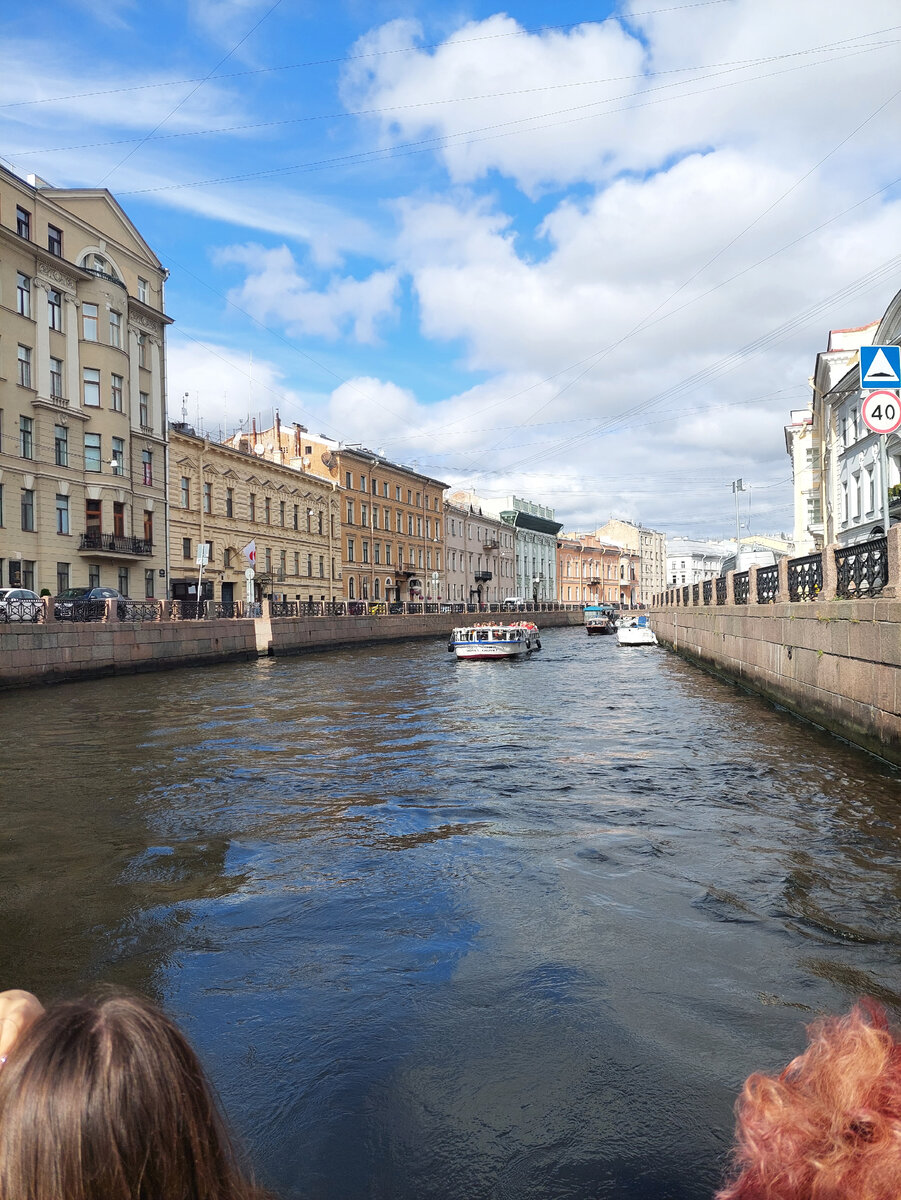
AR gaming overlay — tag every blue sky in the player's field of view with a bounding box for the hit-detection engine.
[3,0,901,539]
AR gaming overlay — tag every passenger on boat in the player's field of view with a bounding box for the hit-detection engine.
[717,1001,901,1200]
[0,988,268,1200]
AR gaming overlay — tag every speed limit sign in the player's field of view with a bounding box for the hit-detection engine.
[861,390,901,435]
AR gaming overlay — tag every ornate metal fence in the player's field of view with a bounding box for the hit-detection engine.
[715,576,727,605]
[55,598,107,622]
[1,597,43,622]
[691,583,700,605]
[702,579,713,605]
[835,536,888,598]
[270,601,299,618]
[170,600,204,620]
[787,553,822,602]
[756,564,779,604]
[118,600,161,621]
[733,571,750,604]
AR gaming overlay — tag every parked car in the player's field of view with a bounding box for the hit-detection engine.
[502,596,524,609]
[0,587,42,622]
[54,586,127,621]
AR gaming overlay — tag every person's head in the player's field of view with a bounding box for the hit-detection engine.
[0,989,263,1200]
[718,1001,901,1200]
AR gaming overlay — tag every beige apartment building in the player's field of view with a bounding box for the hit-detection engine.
[227,420,447,602]
[0,167,170,597]
[558,532,639,606]
[445,497,516,603]
[168,426,338,603]
[595,518,666,606]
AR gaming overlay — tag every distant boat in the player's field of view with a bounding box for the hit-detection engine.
[448,622,540,659]
[616,615,658,647]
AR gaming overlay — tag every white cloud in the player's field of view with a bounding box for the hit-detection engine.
[216,243,400,343]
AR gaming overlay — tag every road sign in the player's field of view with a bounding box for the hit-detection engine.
[861,390,901,435]
[244,567,255,580]
[860,345,901,389]
[195,543,210,566]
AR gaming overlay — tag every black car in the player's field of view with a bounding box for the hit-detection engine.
[54,586,128,621]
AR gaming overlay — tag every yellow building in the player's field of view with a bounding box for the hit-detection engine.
[0,166,170,597]
[168,426,339,604]
[227,420,448,603]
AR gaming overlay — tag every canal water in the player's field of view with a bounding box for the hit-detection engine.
[2,627,899,1200]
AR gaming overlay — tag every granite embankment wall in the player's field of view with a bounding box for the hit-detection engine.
[651,598,901,765]
[0,607,583,691]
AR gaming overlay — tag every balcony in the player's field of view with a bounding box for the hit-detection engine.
[484,540,499,551]
[81,265,128,290]
[78,531,153,557]
[474,570,492,582]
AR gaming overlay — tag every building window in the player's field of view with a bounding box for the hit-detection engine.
[137,334,147,368]
[57,561,70,593]
[293,551,299,576]
[47,225,62,256]
[264,497,271,524]
[138,392,150,427]
[265,548,272,573]
[249,493,256,521]
[385,543,391,565]
[348,577,355,599]
[362,541,369,564]
[360,503,368,527]
[181,477,190,508]
[16,273,31,317]
[374,578,380,600]
[306,553,313,577]
[16,206,30,239]
[396,486,402,501]
[50,357,63,399]
[306,508,312,533]
[383,482,389,498]
[292,503,298,530]
[143,510,153,543]
[19,416,33,459]
[144,568,154,599]
[142,449,153,486]
[279,550,286,579]
[82,303,98,341]
[203,481,212,514]
[85,433,101,472]
[137,277,148,303]
[374,543,381,565]
[279,500,285,527]
[319,555,324,578]
[346,500,354,524]
[118,567,129,596]
[56,494,69,534]
[112,437,125,476]
[183,538,192,559]
[345,470,352,489]
[360,475,366,491]
[347,538,355,562]
[21,489,35,532]
[21,560,35,590]
[109,310,122,347]
[112,502,124,538]
[87,564,100,587]
[17,345,32,388]
[47,288,62,330]
[54,423,68,466]
[111,374,123,411]
[83,367,101,407]
[226,488,234,518]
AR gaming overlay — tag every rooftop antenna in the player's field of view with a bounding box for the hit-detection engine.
[182,391,188,424]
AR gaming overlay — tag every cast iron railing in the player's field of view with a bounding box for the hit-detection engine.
[78,531,153,556]
[756,564,779,604]
[835,536,888,598]
[715,577,727,605]
[118,600,161,621]
[1,597,43,622]
[787,553,822,602]
[692,583,700,605]
[54,598,107,622]
[703,579,713,605]
[733,571,750,604]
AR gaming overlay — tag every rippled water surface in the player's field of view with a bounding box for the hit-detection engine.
[2,628,900,1199]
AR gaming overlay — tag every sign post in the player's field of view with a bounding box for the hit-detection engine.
[194,541,210,609]
[859,384,901,541]
[244,567,256,607]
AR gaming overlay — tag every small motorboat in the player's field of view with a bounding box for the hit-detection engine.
[448,622,540,659]
[586,617,616,635]
[616,615,658,647]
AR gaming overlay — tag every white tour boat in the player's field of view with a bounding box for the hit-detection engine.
[448,622,541,660]
[615,616,658,647]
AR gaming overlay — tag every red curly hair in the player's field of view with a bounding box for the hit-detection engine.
[717,1002,901,1200]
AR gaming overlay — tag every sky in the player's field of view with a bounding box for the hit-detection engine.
[3,0,901,541]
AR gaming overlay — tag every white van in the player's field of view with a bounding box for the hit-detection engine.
[719,549,777,576]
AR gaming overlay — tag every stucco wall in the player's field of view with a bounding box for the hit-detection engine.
[651,599,901,764]
[0,608,582,691]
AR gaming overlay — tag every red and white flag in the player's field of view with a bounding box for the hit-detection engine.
[241,540,256,565]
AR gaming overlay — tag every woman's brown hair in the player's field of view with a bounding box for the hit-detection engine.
[0,989,267,1200]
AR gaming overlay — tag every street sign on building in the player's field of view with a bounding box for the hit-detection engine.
[195,542,210,566]
[859,345,901,390]
[861,389,901,435]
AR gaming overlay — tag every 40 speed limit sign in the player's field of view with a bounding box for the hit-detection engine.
[861,389,901,435]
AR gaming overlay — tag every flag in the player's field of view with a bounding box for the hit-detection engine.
[241,540,256,565]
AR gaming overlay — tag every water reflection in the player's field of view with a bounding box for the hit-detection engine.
[0,631,898,1199]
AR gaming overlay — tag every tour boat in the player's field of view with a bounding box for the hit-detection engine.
[616,615,658,647]
[448,622,541,660]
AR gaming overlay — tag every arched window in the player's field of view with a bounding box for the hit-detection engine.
[373,578,380,599]
[348,577,355,599]
[362,578,369,600]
